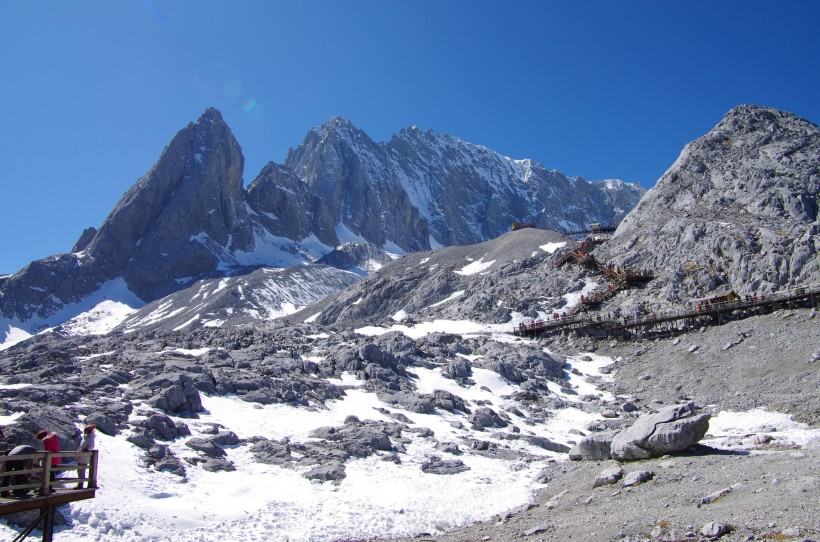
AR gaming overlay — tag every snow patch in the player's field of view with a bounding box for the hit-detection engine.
[454,257,495,276]
[704,409,820,449]
[429,290,465,308]
[540,241,566,254]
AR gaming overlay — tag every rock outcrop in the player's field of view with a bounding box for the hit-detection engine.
[601,104,820,311]
[610,403,710,461]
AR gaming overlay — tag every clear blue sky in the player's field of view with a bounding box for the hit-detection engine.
[1,1,819,275]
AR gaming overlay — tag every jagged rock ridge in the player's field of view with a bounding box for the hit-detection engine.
[0,109,641,336]
[301,105,819,329]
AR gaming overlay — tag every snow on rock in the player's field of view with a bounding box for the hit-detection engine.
[540,241,567,254]
[454,257,495,276]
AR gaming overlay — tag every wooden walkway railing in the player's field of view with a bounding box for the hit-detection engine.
[0,450,99,542]
[514,283,820,340]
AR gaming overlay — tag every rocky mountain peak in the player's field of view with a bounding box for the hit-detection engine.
[603,105,818,306]
[0,107,257,325]
[714,104,811,136]
[305,116,375,149]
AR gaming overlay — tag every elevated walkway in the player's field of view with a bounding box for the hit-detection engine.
[514,283,819,340]
[1,450,99,541]
[555,237,654,316]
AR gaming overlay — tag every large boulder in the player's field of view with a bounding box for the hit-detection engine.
[309,423,397,458]
[430,389,469,413]
[469,407,508,428]
[568,431,618,461]
[442,358,472,383]
[128,373,204,414]
[610,403,710,461]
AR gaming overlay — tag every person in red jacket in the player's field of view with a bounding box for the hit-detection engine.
[36,429,60,489]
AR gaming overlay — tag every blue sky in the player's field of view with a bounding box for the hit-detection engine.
[1,1,819,274]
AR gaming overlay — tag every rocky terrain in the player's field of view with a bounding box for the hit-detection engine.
[378,306,820,542]
[0,104,818,541]
[597,105,819,315]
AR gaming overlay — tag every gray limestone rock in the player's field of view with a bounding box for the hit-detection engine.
[442,357,472,383]
[610,403,710,461]
[140,414,188,442]
[469,407,508,428]
[420,456,470,475]
[430,389,469,413]
[523,436,571,454]
[201,458,236,473]
[82,413,118,436]
[127,373,204,414]
[304,462,346,483]
[622,469,654,486]
[309,420,399,458]
[699,487,732,506]
[185,438,227,459]
[701,521,731,538]
[249,439,292,466]
[593,465,624,487]
[568,431,618,461]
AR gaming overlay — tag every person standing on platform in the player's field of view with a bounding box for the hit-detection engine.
[36,429,60,490]
[75,424,96,489]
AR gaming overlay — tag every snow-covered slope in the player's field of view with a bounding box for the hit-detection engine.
[117,265,360,334]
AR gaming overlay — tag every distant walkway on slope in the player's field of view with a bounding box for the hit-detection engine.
[514,283,820,341]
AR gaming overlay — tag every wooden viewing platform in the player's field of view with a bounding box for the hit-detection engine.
[514,283,820,341]
[0,450,99,542]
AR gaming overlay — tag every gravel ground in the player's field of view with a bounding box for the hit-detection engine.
[375,307,820,542]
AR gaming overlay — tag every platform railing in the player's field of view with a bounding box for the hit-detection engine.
[0,450,98,498]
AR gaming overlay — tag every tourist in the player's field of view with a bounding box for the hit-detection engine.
[1,444,37,497]
[75,424,96,489]
[36,429,60,489]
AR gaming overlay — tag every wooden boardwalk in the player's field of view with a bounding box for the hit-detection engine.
[0,450,98,541]
[555,241,653,317]
[514,284,820,340]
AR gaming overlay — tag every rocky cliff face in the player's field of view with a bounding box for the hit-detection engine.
[599,104,819,307]
[0,109,642,335]
[271,117,431,251]
[271,119,644,250]
[89,107,254,300]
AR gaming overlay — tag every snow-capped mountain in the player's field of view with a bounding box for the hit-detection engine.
[0,109,642,344]
[279,117,644,249]
[293,105,820,330]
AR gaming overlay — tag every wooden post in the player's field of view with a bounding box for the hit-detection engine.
[40,453,51,496]
[41,506,55,542]
[89,450,99,489]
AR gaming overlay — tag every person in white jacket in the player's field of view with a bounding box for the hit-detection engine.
[75,424,96,489]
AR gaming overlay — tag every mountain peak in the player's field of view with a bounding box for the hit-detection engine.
[197,107,225,124]
[715,104,816,137]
